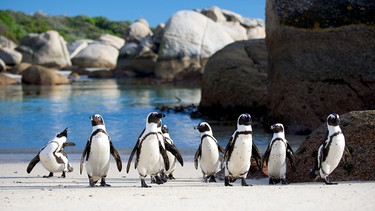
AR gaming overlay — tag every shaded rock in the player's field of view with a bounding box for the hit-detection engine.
[8,62,32,75]
[88,69,113,78]
[21,65,70,85]
[153,23,165,47]
[98,34,125,50]
[199,39,268,119]
[266,0,375,134]
[287,110,375,183]
[18,30,71,68]
[173,62,202,85]
[0,47,22,66]
[156,10,234,80]
[0,73,17,85]
[201,6,227,22]
[67,40,91,59]
[0,35,17,49]
[71,43,119,69]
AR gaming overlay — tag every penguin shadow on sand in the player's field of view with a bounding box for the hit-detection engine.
[26,127,75,179]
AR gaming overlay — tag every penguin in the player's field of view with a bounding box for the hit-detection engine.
[310,113,349,185]
[27,127,75,178]
[80,114,122,187]
[223,113,262,186]
[194,122,225,182]
[162,124,184,180]
[262,123,295,185]
[126,112,170,188]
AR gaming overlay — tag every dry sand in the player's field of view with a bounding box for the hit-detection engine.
[0,154,374,211]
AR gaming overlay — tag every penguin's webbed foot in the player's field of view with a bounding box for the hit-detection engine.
[60,172,66,178]
[241,177,251,186]
[67,163,73,172]
[43,172,54,178]
[269,178,276,185]
[309,169,319,180]
[281,179,289,185]
[154,175,164,185]
[168,174,175,180]
[324,177,338,185]
[224,177,233,186]
[160,172,168,183]
[100,178,111,187]
[209,175,217,183]
[89,177,97,187]
[141,178,151,188]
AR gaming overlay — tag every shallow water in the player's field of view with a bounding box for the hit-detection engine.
[0,78,305,155]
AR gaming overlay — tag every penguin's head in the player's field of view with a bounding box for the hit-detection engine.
[194,122,211,133]
[56,127,68,138]
[147,112,165,124]
[327,113,340,126]
[271,123,284,133]
[90,114,105,126]
[162,125,169,134]
[238,113,252,126]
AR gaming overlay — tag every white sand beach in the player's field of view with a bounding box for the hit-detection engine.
[0,155,374,211]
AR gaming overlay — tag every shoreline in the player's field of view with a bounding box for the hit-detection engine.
[1,154,374,210]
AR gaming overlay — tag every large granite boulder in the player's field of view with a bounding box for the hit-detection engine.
[0,48,22,66]
[21,65,69,85]
[199,39,268,119]
[125,18,152,43]
[98,34,125,50]
[0,59,5,72]
[287,110,375,183]
[0,35,17,49]
[17,30,71,68]
[266,0,375,134]
[71,42,119,69]
[156,10,234,80]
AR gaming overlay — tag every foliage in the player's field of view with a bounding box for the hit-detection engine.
[0,10,131,43]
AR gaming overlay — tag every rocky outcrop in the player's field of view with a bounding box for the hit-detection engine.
[266,0,375,134]
[0,48,22,66]
[71,43,119,68]
[156,10,234,80]
[17,30,71,68]
[21,65,69,85]
[0,73,17,85]
[287,110,375,182]
[199,39,268,119]
[0,35,17,49]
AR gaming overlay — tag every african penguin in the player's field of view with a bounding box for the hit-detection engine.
[27,127,75,178]
[162,125,184,180]
[80,114,122,187]
[310,113,349,185]
[224,113,262,186]
[194,122,225,183]
[126,112,170,188]
[262,123,295,185]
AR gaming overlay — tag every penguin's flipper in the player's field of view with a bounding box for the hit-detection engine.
[110,141,122,172]
[194,144,201,169]
[159,141,170,171]
[251,142,262,170]
[126,139,139,173]
[218,144,225,155]
[80,139,91,175]
[224,136,235,162]
[262,143,272,169]
[164,141,184,166]
[26,153,40,174]
[286,142,296,171]
[62,142,76,148]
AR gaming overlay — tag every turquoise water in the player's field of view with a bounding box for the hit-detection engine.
[0,79,305,155]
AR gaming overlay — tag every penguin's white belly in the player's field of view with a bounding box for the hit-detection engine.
[39,143,66,172]
[86,133,110,180]
[200,139,220,176]
[227,136,252,177]
[321,135,345,175]
[137,135,161,177]
[267,141,287,178]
